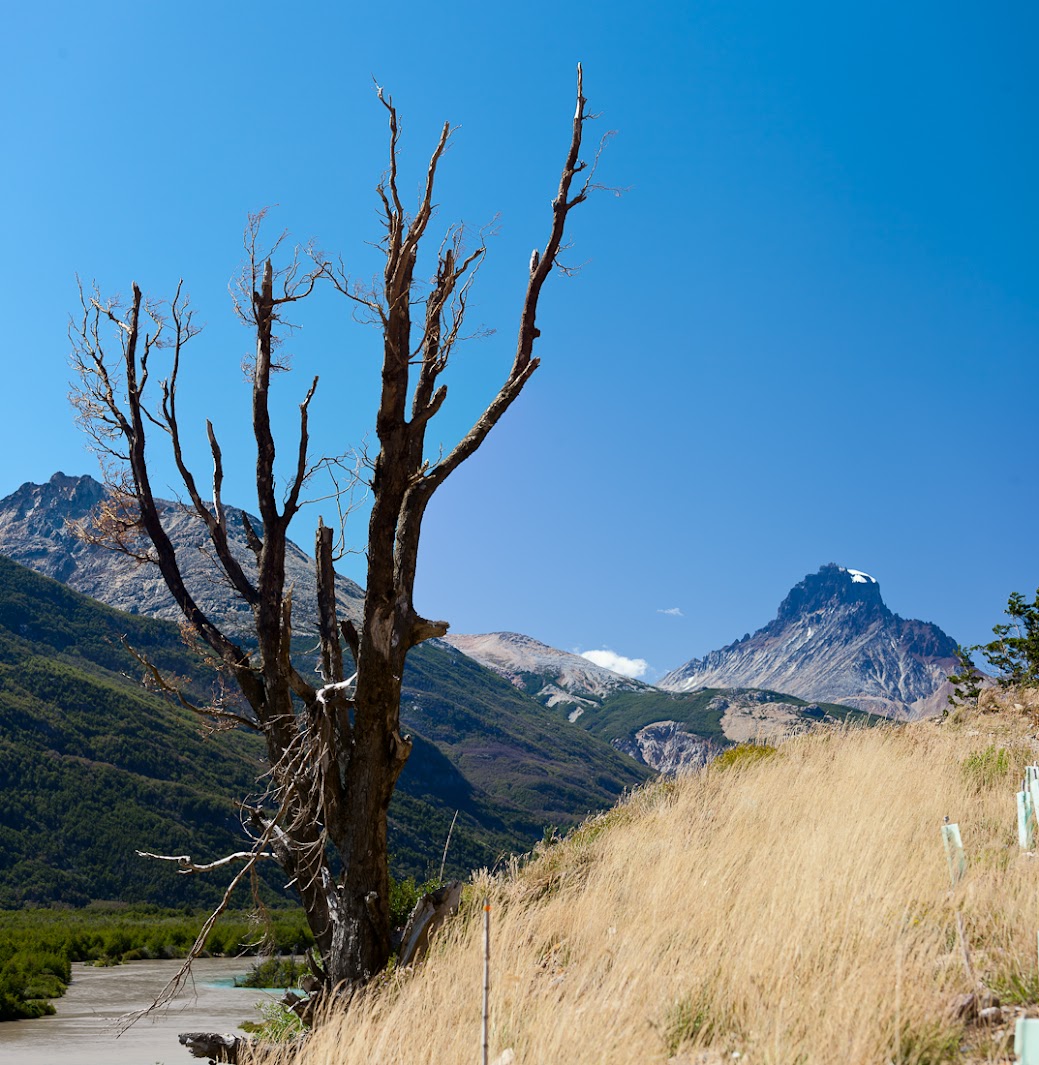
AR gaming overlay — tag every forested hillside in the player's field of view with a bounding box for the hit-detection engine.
[0,557,649,906]
[0,555,265,905]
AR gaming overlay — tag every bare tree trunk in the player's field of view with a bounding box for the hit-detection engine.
[69,66,603,1004]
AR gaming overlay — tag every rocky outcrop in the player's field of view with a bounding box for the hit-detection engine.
[660,564,959,719]
[611,721,721,774]
[0,473,364,635]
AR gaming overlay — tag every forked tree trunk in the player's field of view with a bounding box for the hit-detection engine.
[68,67,601,1004]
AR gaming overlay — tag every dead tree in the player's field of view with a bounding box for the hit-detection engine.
[69,67,602,1000]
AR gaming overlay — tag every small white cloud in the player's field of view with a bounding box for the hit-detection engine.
[657,607,684,617]
[580,649,650,679]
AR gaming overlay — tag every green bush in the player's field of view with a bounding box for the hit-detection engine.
[946,645,984,711]
[958,589,1039,693]
[239,999,306,1041]
[0,947,69,1020]
[991,968,1039,1006]
[711,743,778,773]
[235,956,307,990]
[389,875,440,928]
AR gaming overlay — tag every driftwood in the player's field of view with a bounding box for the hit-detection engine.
[398,880,464,967]
[178,1031,250,1063]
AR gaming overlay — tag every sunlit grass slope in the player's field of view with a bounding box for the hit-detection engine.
[276,708,1039,1065]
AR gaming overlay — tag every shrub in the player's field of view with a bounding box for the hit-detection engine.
[235,956,307,990]
[0,949,69,1020]
[893,1021,962,1065]
[991,969,1039,1006]
[239,999,306,1041]
[711,742,778,773]
[946,645,984,711]
[960,588,1039,692]
[389,875,440,928]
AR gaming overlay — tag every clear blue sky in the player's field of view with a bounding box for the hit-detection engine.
[2,1,1036,680]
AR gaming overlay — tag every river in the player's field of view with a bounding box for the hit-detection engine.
[0,957,288,1065]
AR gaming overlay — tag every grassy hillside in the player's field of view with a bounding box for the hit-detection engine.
[274,701,1039,1065]
[0,556,649,905]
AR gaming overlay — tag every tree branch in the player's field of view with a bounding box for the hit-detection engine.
[120,636,260,733]
[285,376,320,517]
[418,64,593,500]
[135,850,275,874]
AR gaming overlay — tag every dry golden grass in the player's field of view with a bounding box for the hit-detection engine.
[269,710,1039,1065]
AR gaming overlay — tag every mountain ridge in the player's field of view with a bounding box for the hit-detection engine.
[441,631,650,718]
[443,628,878,773]
[0,472,365,635]
[0,553,649,904]
[660,563,959,718]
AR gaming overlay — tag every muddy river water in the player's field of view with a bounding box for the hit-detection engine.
[0,958,284,1065]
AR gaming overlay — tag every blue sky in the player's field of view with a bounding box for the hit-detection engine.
[2,2,1036,680]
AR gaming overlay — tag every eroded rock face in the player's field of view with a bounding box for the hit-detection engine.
[0,473,364,635]
[660,564,959,719]
[612,721,721,774]
[714,692,816,744]
[607,689,856,774]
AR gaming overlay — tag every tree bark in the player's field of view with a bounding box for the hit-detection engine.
[69,67,600,1005]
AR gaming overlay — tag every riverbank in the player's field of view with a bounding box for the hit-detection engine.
[0,905,313,1019]
[0,957,276,1065]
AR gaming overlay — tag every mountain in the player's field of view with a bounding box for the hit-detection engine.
[444,630,874,773]
[441,632,650,719]
[0,472,365,634]
[398,641,649,823]
[579,685,878,767]
[0,524,650,905]
[659,564,959,718]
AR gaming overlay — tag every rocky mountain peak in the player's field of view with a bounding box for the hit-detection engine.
[0,473,364,633]
[443,631,648,713]
[7,472,105,521]
[47,470,104,498]
[771,563,885,627]
[660,564,960,719]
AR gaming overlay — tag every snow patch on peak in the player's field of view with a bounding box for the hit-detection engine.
[843,568,876,585]
[444,632,650,699]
